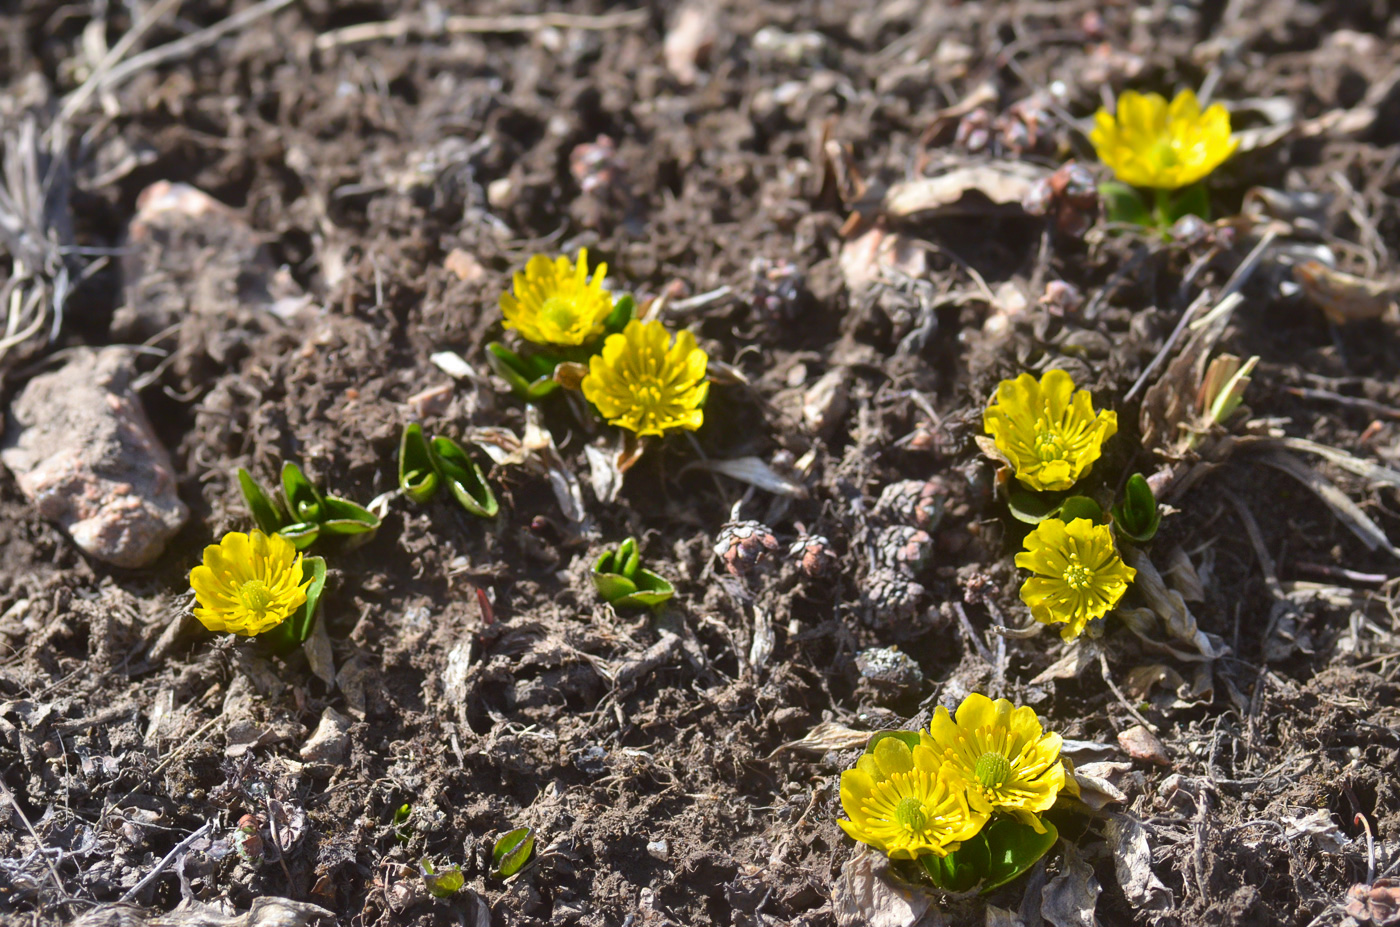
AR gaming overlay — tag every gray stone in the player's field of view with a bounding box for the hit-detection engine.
[2,347,187,567]
[300,708,351,765]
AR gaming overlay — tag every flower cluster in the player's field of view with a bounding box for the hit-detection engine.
[496,251,710,437]
[839,693,1067,859]
[1090,89,1237,191]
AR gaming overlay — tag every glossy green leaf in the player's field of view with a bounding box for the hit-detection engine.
[1099,181,1151,227]
[1057,496,1105,525]
[922,817,1058,894]
[281,462,324,525]
[431,436,499,518]
[492,827,535,878]
[278,522,321,550]
[863,730,923,756]
[420,859,464,898]
[398,423,441,504]
[487,342,561,401]
[1167,183,1211,224]
[1112,472,1161,543]
[257,555,327,655]
[238,469,287,534]
[610,569,674,609]
[393,803,412,844]
[603,293,635,334]
[319,496,382,536]
[1007,489,1067,525]
[592,572,639,602]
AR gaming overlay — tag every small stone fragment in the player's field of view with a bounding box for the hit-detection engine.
[1117,725,1170,766]
[855,647,924,696]
[801,367,850,437]
[1,348,187,567]
[300,708,351,765]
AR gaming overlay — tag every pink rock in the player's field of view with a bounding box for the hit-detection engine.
[2,348,187,567]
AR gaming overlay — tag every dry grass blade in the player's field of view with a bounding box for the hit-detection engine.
[0,117,76,376]
[1258,450,1400,559]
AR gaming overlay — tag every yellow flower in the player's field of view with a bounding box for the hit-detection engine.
[581,319,709,436]
[927,693,1066,831]
[190,530,310,636]
[984,369,1117,492]
[838,734,989,859]
[1090,89,1238,190]
[1016,517,1136,640]
[500,249,615,346]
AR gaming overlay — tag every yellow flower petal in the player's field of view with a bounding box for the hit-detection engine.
[189,530,309,637]
[1090,87,1236,189]
[581,319,709,437]
[1017,517,1136,640]
[498,250,615,347]
[983,369,1116,492]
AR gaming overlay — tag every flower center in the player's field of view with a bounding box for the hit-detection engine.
[894,796,929,833]
[1033,428,1067,462]
[237,580,275,615]
[540,296,579,333]
[1062,554,1093,590]
[974,752,1012,789]
[1152,139,1179,169]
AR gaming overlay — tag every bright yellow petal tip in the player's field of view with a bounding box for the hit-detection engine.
[499,248,616,347]
[837,735,989,859]
[1089,88,1238,190]
[983,369,1117,492]
[926,693,1066,825]
[190,529,310,637]
[581,319,709,437]
[1015,517,1136,640]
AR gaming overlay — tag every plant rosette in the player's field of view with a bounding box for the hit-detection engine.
[397,423,499,518]
[239,462,380,550]
[592,536,675,609]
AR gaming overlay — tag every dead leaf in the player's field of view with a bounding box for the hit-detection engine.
[1294,260,1397,324]
[769,720,870,758]
[833,846,946,927]
[839,223,926,292]
[302,613,336,689]
[1348,879,1400,925]
[1041,842,1099,927]
[663,4,717,85]
[584,445,624,505]
[881,162,1047,219]
[1073,761,1132,811]
[1104,814,1173,913]
[1258,450,1400,558]
[683,456,806,497]
[1117,725,1170,767]
[1124,663,1186,701]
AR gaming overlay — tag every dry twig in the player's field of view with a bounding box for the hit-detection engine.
[316,9,649,51]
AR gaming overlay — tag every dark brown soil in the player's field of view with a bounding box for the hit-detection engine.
[3,1,1400,926]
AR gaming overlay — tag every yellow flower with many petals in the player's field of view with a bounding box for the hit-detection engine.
[984,369,1117,492]
[582,319,709,437]
[190,530,310,636]
[926,693,1066,832]
[1016,517,1136,640]
[839,734,989,859]
[500,249,616,347]
[1090,89,1238,190]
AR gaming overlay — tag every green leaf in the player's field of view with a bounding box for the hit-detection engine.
[608,569,674,609]
[863,730,924,756]
[1099,181,1151,227]
[603,293,635,334]
[1111,473,1161,543]
[487,342,561,401]
[1167,183,1211,224]
[617,537,640,580]
[431,436,499,518]
[238,469,287,534]
[398,423,441,504]
[419,859,464,898]
[1007,489,1067,525]
[592,571,639,603]
[281,462,325,525]
[492,827,535,878]
[921,817,1058,894]
[393,803,412,844]
[319,496,382,536]
[257,555,327,655]
[278,522,321,550]
[1057,496,1105,525]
